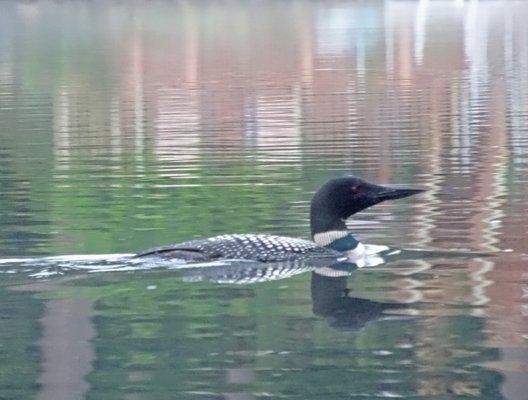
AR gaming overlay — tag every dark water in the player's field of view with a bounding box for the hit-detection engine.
[1,1,528,399]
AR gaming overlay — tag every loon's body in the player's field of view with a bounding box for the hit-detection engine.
[136,176,423,263]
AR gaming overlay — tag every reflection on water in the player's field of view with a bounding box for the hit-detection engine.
[311,272,405,331]
[0,0,527,399]
[38,298,95,400]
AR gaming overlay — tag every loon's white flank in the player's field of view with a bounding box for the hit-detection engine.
[346,242,366,258]
[345,242,388,268]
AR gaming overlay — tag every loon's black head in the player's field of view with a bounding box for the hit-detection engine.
[310,176,424,239]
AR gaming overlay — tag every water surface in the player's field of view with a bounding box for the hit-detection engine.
[0,1,527,399]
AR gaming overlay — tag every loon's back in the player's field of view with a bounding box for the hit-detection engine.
[136,234,341,263]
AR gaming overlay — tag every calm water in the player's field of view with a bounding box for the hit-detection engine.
[1,0,528,399]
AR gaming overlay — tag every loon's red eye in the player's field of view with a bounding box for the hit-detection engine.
[351,185,361,195]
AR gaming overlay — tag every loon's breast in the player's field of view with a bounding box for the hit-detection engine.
[136,234,342,263]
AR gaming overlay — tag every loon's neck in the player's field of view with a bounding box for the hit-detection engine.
[313,230,360,251]
[310,196,360,251]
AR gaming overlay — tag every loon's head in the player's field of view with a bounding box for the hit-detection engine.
[310,176,424,243]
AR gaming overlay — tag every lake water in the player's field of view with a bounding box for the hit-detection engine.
[1,1,527,399]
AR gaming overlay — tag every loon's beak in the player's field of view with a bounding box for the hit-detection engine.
[373,184,425,201]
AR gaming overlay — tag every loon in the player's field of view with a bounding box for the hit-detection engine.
[136,176,424,263]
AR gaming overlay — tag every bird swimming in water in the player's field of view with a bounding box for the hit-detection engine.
[136,176,424,264]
